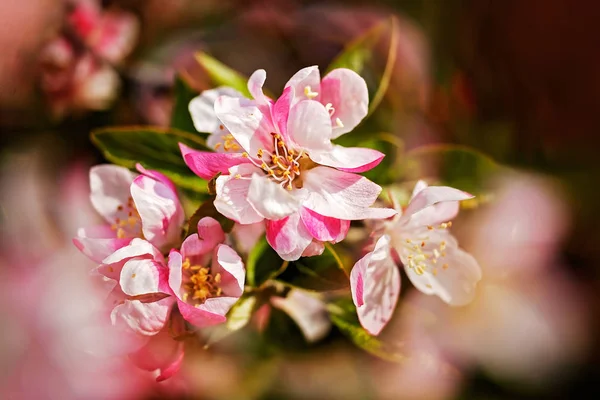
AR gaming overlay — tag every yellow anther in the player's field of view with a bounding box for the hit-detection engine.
[335,118,344,128]
[304,85,319,99]
[442,263,449,270]
[234,174,242,179]
[242,152,249,158]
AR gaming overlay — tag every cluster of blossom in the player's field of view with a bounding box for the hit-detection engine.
[74,65,482,380]
[39,0,139,118]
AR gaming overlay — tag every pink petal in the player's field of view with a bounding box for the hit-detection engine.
[119,258,169,296]
[284,66,321,105]
[320,68,369,138]
[211,244,245,298]
[189,86,244,133]
[401,185,473,227]
[410,180,429,199]
[130,174,184,252]
[270,289,330,342]
[309,145,385,173]
[93,10,139,64]
[110,296,174,336]
[214,164,264,224]
[398,230,481,306]
[180,142,248,180]
[135,163,176,193]
[247,174,300,220]
[167,249,184,299]
[350,235,400,335]
[179,217,225,265]
[231,221,265,254]
[214,95,275,157]
[73,225,131,263]
[301,166,396,220]
[287,100,332,149]
[265,212,313,261]
[247,69,270,105]
[301,240,325,257]
[299,207,350,243]
[98,238,164,280]
[129,324,185,382]
[177,297,237,328]
[89,164,135,223]
[272,86,293,140]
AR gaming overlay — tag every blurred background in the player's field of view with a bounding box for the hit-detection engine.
[1,0,599,399]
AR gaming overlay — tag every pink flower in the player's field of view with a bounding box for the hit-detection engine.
[74,163,185,263]
[167,217,246,327]
[350,180,481,335]
[182,67,396,260]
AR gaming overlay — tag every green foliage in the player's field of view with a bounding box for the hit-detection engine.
[170,75,201,135]
[246,237,286,288]
[91,126,211,193]
[327,16,399,115]
[404,144,502,196]
[195,52,251,97]
[328,298,406,362]
[276,244,349,292]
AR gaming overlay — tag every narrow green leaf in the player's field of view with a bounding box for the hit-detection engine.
[91,126,211,193]
[404,144,502,196]
[328,298,406,362]
[195,52,251,97]
[170,75,202,136]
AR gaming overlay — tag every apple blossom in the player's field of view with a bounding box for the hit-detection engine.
[74,163,185,263]
[182,67,396,260]
[350,180,481,335]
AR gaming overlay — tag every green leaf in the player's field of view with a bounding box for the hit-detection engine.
[91,126,211,193]
[327,16,399,115]
[195,52,251,97]
[328,298,406,362]
[276,244,349,292]
[185,196,234,237]
[170,75,201,136]
[246,237,287,288]
[404,144,502,196]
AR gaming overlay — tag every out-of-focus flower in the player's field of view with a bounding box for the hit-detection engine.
[167,217,245,327]
[270,289,331,343]
[38,0,139,118]
[74,163,185,263]
[182,67,396,260]
[350,180,481,335]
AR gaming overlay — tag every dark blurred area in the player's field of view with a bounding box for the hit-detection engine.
[1,0,599,399]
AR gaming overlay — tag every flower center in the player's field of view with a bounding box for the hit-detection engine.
[401,222,453,279]
[181,258,222,306]
[110,196,142,239]
[213,125,242,152]
[242,132,314,190]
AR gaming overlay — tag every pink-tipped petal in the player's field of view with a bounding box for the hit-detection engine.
[214,164,264,224]
[247,69,269,104]
[350,235,400,336]
[287,100,333,149]
[211,244,245,297]
[129,324,185,382]
[89,164,136,223]
[272,86,294,139]
[179,142,248,180]
[111,296,174,336]
[177,297,237,327]
[119,258,169,296]
[299,207,350,243]
[301,166,394,220]
[247,174,300,220]
[284,66,321,104]
[189,87,244,133]
[214,95,275,157]
[266,212,314,261]
[135,163,176,193]
[197,216,226,247]
[309,145,385,173]
[130,175,184,252]
[301,240,325,257]
[167,249,184,299]
[320,68,369,138]
[98,238,164,279]
[73,225,131,263]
